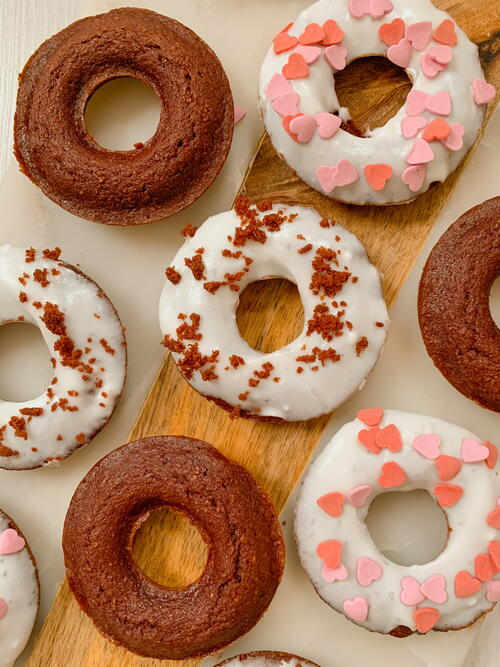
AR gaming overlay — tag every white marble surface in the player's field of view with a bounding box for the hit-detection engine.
[0,1,498,666]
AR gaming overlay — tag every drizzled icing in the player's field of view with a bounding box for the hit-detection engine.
[295,410,500,634]
[0,246,126,469]
[159,200,388,421]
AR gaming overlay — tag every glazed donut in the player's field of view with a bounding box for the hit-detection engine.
[216,652,320,667]
[259,0,496,205]
[418,197,500,413]
[14,8,234,225]
[63,436,285,660]
[0,510,39,667]
[0,246,126,470]
[159,198,389,421]
[295,409,500,636]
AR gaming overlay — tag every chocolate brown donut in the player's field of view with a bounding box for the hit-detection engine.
[14,8,234,226]
[216,651,320,667]
[418,197,500,412]
[63,436,285,660]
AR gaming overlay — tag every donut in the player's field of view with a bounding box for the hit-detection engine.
[259,0,496,205]
[14,8,234,226]
[63,436,285,660]
[0,245,126,470]
[295,409,500,636]
[418,197,500,412]
[0,509,39,667]
[159,197,389,421]
[215,651,320,667]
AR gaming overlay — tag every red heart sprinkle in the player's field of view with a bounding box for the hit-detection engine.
[378,462,407,488]
[364,164,393,191]
[317,539,342,569]
[455,571,482,598]
[357,408,384,427]
[379,18,405,46]
[273,32,299,54]
[282,114,303,141]
[474,554,498,582]
[435,455,461,481]
[414,607,440,633]
[317,492,345,517]
[321,19,344,45]
[488,541,500,570]
[282,53,310,80]
[357,427,382,454]
[487,507,500,529]
[423,118,451,142]
[484,441,498,469]
[375,424,402,452]
[299,22,326,45]
[434,483,463,507]
[432,19,457,47]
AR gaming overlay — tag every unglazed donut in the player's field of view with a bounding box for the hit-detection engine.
[0,246,126,469]
[216,652,320,667]
[259,0,496,205]
[295,409,500,636]
[159,198,389,421]
[0,510,39,667]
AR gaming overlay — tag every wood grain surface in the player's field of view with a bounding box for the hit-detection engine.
[27,1,499,665]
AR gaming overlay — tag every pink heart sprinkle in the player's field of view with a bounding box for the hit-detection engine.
[316,165,338,193]
[294,44,322,64]
[357,557,383,586]
[324,44,348,71]
[348,0,370,19]
[420,574,447,604]
[428,45,453,64]
[486,580,500,602]
[0,599,7,620]
[368,0,393,19]
[472,78,496,105]
[402,164,426,192]
[406,90,428,116]
[334,159,359,187]
[421,52,447,78]
[343,596,369,623]
[315,112,342,139]
[426,91,452,116]
[442,122,464,151]
[387,38,413,68]
[347,484,373,508]
[407,139,435,165]
[234,104,246,125]
[0,528,25,555]
[405,21,432,51]
[322,562,348,582]
[265,73,293,101]
[401,576,426,606]
[272,92,300,117]
[461,438,489,463]
[289,114,316,143]
[401,116,427,139]
[412,433,441,460]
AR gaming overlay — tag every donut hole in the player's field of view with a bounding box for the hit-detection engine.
[236,278,305,353]
[366,490,448,566]
[132,507,209,589]
[0,322,53,401]
[85,77,161,151]
[489,275,500,327]
[335,56,412,136]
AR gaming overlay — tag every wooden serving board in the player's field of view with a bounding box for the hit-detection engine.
[27,2,499,665]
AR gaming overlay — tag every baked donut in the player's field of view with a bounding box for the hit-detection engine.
[159,197,389,421]
[295,409,500,636]
[259,0,496,205]
[0,245,126,469]
[418,197,500,412]
[63,436,285,660]
[216,652,320,667]
[14,8,234,225]
[0,509,39,667]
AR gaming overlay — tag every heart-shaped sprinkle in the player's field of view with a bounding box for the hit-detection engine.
[428,45,453,65]
[364,164,393,191]
[379,18,405,46]
[434,483,463,507]
[412,433,441,459]
[369,0,394,19]
[402,165,426,192]
[357,427,382,454]
[317,492,345,517]
[415,607,440,633]
[486,580,500,602]
[421,52,447,78]
[401,576,426,606]
[407,139,435,165]
[272,92,300,117]
[234,105,246,125]
[435,455,461,481]
[274,31,299,54]
[317,540,343,569]
[357,557,383,586]
[426,91,452,116]
[316,166,338,193]
[334,159,358,186]
[484,441,498,469]
[488,507,500,528]
[265,73,293,101]
[379,462,407,488]
[474,554,498,582]
[423,118,451,142]
[387,38,413,68]
[406,21,432,51]
[488,541,500,570]
[357,408,384,427]
[406,90,428,116]
[472,78,496,105]
[321,20,344,46]
[294,44,322,64]
[347,484,373,508]
[289,114,316,143]
[324,44,348,71]
[455,571,482,598]
[349,0,370,18]
[433,19,457,47]
[442,122,464,151]
[343,596,369,623]
[282,114,303,141]
[322,562,348,582]
[462,438,489,463]
[299,23,325,45]
[283,53,309,80]
[420,574,447,604]
[376,424,402,453]
[314,112,342,139]
[0,599,7,620]
[401,116,427,139]
[0,528,26,555]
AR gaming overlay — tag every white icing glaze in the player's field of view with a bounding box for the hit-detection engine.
[295,409,500,634]
[221,656,310,667]
[159,203,388,421]
[0,512,38,667]
[0,246,126,469]
[258,0,487,205]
